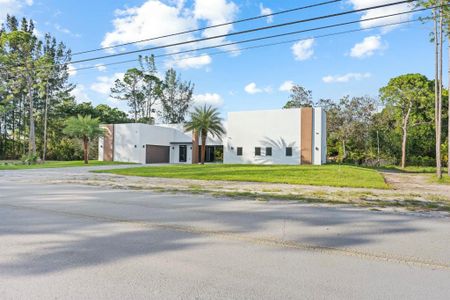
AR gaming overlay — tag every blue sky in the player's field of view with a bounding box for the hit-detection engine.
[0,0,440,119]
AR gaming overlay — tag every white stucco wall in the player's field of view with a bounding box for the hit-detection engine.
[313,107,327,165]
[170,145,193,164]
[98,136,104,161]
[113,123,142,163]
[224,109,301,165]
[321,109,327,164]
[110,123,199,164]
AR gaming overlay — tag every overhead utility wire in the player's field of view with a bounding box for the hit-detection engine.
[68,0,416,65]
[71,18,421,74]
[0,4,432,76]
[68,6,429,72]
[72,0,343,56]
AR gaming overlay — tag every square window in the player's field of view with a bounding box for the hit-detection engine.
[237,147,243,156]
[265,147,272,156]
[286,147,293,156]
[255,147,261,156]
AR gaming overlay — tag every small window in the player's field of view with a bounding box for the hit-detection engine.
[286,147,293,156]
[265,147,272,156]
[237,147,243,156]
[255,147,261,156]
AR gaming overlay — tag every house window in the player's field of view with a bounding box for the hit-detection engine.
[255,147,261,156]
[286,147,293,156]
[265,147,272,156]
[237,147,243,156]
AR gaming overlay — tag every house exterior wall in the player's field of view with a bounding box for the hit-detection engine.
[113,123,142,163]
[98,137,104,161]
[170,144,193,164]
[300,107,313,164]
[313,107,327,165]
[99,108,326,165]
[224,109,302,165]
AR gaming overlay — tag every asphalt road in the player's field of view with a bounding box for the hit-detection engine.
[0,167,449,299]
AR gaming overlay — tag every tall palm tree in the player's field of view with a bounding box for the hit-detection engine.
[184,105,225,164]
[63,115,104,164]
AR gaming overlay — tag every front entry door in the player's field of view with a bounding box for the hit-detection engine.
[179,145,187,162]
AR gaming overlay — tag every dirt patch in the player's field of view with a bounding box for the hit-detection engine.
[381,171,450,199]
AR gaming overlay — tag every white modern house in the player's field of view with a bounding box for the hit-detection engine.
[98,107,326,165]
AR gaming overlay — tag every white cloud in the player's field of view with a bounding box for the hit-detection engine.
[279,80,294,92]
[90,73,124,95]
[0,0,33,22]
[291,39,315,61]
[348,0,415,33]
[166,54,212,69]
[67,64,77,76]
[54,24,81,38]
[95,63,107,72]
[193,93,223,107]
[322,72,371,83]
[350,35,385,58]
[102,0,239,69]
[244,82,271,94]
[259,3,273,23]
[71,84,91,103]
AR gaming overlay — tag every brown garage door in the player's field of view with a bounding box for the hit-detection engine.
[146,145,170,164]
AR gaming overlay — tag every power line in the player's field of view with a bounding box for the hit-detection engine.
[72,0,343,56]
[70,18,421,75]
[69,0,416,65]
[0,4,431,77]
[63,6,430,73]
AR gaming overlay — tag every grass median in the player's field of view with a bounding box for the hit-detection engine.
[95,164,388,189]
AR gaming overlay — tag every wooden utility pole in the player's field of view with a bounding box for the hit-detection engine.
[434,6,442,178]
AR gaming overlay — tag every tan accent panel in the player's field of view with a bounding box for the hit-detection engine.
[192,131,199,164]
[301,108,313,164]
[103,124,114,161]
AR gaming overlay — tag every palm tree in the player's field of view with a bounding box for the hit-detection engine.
[63,115,104,164]
[184,105,225,164]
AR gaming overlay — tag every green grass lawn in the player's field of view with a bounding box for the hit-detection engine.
[96,164,388,189]
[0,160,132,170]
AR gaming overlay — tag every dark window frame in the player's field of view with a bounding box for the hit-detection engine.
[237,147,243,156]
[265,147,272,156]
[255,147,261,156]
[286,147,293,157]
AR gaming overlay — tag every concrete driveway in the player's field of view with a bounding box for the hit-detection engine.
[0,167,449,299]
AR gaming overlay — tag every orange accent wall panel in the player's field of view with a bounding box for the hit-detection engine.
[103,124,114,161]
[301,108,313,164]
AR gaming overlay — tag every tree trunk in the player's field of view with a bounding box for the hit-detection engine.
[448,24,450,176]
[201,132,207,165]
[342,140,346,161]
[27,76,36,157]
[83,137,89,164]
[43,83,49,161]
[401,107,411,169]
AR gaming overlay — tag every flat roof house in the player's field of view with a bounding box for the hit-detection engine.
[98,107,326,165]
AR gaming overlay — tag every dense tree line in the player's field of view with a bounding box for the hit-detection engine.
[0,15,195,161]
[0,15,75,160]
[284,78,449,167]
